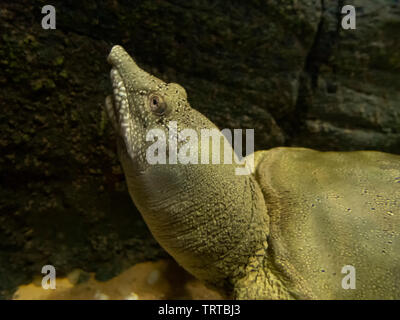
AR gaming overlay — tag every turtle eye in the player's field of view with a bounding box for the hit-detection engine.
[148,94,166,116]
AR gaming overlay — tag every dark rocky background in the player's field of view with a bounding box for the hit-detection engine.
[0,0,399,298]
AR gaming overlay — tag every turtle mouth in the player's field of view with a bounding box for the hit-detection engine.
[105,45,153,161]
[106,68,130,139]
[105,63,136,159]
[105,45,132,135]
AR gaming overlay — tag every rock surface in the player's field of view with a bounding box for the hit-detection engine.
[13,259,222,300]
[0,0,399,298]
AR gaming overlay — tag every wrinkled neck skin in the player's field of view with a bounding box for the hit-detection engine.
[106,45,270,296]
[118,140,270,294]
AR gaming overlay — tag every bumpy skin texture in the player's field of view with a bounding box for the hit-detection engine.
[251,148,400,299]
[105,46,400,299]
[105,45,272,296]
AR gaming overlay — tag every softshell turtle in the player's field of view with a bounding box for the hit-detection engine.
[105,45,400,299]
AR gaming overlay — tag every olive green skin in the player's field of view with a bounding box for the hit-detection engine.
[105,45,400,299]
[248,148,400,299]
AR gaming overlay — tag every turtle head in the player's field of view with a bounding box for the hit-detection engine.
[105,46,269,293]
[105,45,197,170]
